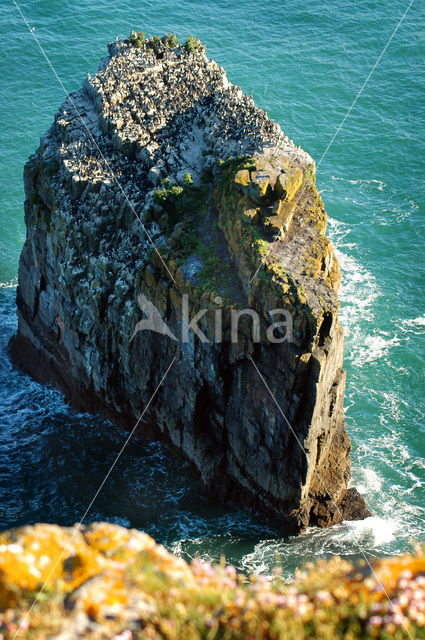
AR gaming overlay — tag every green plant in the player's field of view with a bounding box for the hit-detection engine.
[178,229,199,253]
[129,31,145,48]
[153,185,184,224]
[164,32,179,48]
[5,522,425,640]
[201,166,213,183]
[152,177,209,233]
[148,34,162,49]
[153,189,169,206]
[169,185,184,198]
[184,35,201,54]
[176,226,227,296]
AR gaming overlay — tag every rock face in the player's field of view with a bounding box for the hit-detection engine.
[10,33,369,533]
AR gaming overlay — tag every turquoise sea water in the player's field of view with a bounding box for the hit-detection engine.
[0,0,424,577]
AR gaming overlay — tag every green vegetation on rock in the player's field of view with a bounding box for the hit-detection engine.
[129,31,145,47]
[152,178,208,229]
[176,227,228,298]
[149,175,228,297]
[184,35,202,54]
[148,34,162,49]
[164,32,179,48]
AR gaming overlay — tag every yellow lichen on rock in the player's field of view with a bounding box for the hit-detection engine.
[234,168,250,190]
[242,207,260,225]
[248,170,273,204]
[0,522,194,611]
[372,552,425,595]
[0,523,110,606]
[66,571,157,625]
[274,168,303,202]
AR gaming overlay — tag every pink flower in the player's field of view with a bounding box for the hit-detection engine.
[225,565,236,577]
[315,590,331,603]
[112,631,132,640]
[399,570,413,580]
[393,612,408,627]
[275,595,287,607]
[398,593,410,608]
[296,603,309,618]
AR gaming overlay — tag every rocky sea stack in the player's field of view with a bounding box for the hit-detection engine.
[10,33,369,533]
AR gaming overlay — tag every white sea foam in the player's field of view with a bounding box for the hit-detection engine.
[400,315,425,334]
[344,517,397,546]
[328,176,416,226]
[352,467,382,495]
[350,333,400,367]
[328,217,379,342]
[235,514,399,579]
[240,541,276,577]
[328,218,400,367]
[380,391,406,425]
[376,199,418,225]
[330,175,386,191]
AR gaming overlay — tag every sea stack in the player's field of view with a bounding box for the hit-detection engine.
[10,33,369,533]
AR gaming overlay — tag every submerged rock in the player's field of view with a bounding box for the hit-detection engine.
[10,33,369,532]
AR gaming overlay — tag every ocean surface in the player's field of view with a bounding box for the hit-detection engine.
[0,0,424,578]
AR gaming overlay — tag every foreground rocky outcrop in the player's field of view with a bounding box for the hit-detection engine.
[10,32,369,531]
[1,522,424,639]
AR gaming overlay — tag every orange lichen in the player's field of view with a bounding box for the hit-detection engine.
[373,553,425,594]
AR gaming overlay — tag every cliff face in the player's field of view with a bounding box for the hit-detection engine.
[10,33,369,532]
[1,522,424,639]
